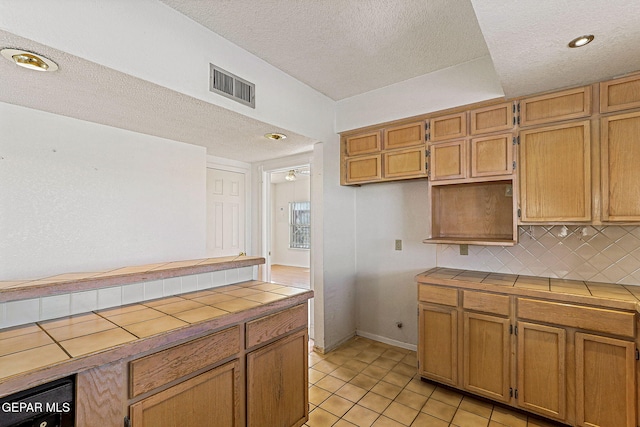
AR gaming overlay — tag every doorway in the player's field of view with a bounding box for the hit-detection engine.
[263,164,313,339]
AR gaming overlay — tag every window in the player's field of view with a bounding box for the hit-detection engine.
[289,201,310,249]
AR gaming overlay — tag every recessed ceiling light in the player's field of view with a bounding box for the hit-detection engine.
[568,35,594,48]
[264,133,287,140]
[0,48,58,71]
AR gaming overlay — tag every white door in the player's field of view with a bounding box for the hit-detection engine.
[206,168,245,257]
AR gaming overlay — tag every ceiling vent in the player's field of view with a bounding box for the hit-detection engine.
[209,64,255,108]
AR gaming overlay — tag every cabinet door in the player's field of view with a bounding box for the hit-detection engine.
[345,131,381,156]
[345,154,381,183]
[600,74,640,113]
[247,329,308,427]
[519,121,591,222]
[517,322,566,421]
[430,112,467,142]
[130,360,241,427]
[418,303,458,386]
[471,134,514,178]
[470,102,514,135]
[383,147,426,178]
[601,112,640,221]
[575,333,635,427]
[384,121,425,150]
[520,86,591,127]
[429,139,467,181]
[463,312,510,402]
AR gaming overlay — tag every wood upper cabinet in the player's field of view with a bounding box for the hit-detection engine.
[429,139,466,181]
[463,312,511,403]
[601,111,640,221]
[384,121,425,150]
[384,147,426,178]
[575,333,636,427]
[519,86,591,127]
[247,329,308,427]
[517,322,566,421]
[130,360,241,427]
[471,133,514,178]
[600,74,640,113]
[470,102,514,135]
[430,112,467,142]
[345,154,381,184]
[519,120,591,222]
[345,131,381,156]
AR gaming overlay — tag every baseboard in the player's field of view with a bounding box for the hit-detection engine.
[355,330,417,352]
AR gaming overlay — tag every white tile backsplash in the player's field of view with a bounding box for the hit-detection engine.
[143,280,164,300]
[41,294,71,319]
[163,277,182,296]
[97,287,122,309]
[70,290,98,315]
[438,225,640,285]
[121,282,145,305]
[5,298,40,328]
[0,266,265,329]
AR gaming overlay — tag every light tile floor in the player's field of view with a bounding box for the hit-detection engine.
[305,337,563,427]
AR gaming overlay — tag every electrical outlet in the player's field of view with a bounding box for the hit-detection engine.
[395,239,402,251]
[459,244,469,255]
[505,185,513,197]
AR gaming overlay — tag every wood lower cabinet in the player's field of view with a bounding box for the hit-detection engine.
[463,312,510,402]
[575,333,636,427]
[247,329,308,427]
[517,322,566,421]
[417,280,638,427]
[130,360,241,427]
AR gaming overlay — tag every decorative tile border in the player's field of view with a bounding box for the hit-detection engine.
[437,226,640,285]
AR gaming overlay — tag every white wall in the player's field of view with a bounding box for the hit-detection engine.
[0,102,206,280]
[354,180,436,349]
[335,56,504,132]
[271,177,311,268]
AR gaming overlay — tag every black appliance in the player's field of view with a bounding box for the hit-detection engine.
[0,376,74,427]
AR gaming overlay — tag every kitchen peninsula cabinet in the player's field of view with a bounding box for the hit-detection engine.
[416,268,640,427]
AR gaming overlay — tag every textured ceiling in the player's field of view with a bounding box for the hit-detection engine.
[3,1,640,163]
[0,31,315,163]
[160,0,490,100]
[471,0,640,97]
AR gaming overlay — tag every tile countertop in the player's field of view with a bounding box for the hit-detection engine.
[0,279,312,398]
[0,255,265,303]
[417,267,640,313]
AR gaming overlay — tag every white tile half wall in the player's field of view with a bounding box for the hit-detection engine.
[0,267,256,329]
[437,226,640,285]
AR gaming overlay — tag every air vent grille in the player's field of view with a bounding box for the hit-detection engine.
[210,64,255,108]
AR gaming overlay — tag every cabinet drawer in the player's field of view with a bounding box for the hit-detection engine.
[600,74,640,113]
[517,298,635,338]
[130,325,240,397]
[520,86,591,126]
[463,291,509,316]
[246,303,307,348]
[419,284,458,306]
